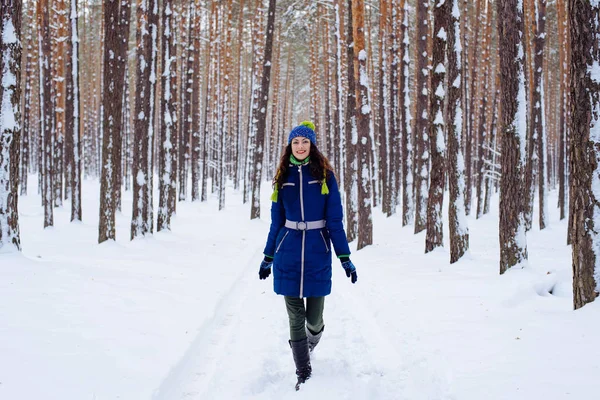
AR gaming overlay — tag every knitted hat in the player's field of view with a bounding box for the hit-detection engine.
[288,121,316,145]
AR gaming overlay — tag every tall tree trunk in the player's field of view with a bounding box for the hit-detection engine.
[38,0,54,228]
[413,0,430,234]
[67,0,81,222]
[131,0,158,239]
[157,0,177,232]
[352,0,373,250]
[99,0,129,243]
[400,0,412,227]
[344,0,358,242]
[447,0,469,263]
[535,0,548,230]
[569,0,600,310]
[425,0,450,253]
[249,0,276,220]
[0,0,22,250]
[497,0,528,274]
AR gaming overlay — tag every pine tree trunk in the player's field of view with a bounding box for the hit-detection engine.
[497,0,528,274]
[250,0,276,220]
[413,0,430,234]
[569,0,600,310]
[157,0,177,232]
[99,0,130,243]
[447,0,469,263]
[67,0,81,222]
[425,0,449,253]
[535,0,547,230]
[344,0,358,242]
[352,0,373,250]
[20,4,34,197]
[38,0,54,228]
[131,0,158,240]
[0,0,22,250]
[557,0,568,221]
[400,0,412,227]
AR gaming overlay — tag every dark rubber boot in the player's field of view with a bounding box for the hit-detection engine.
[289,338,312,385]
[306,325,324,352]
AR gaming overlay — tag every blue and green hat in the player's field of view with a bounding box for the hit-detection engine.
[288,121,316,145]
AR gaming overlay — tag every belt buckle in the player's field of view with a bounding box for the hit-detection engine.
[296,221,307,230]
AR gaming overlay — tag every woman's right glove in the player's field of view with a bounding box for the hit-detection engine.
[259,256,273,280]
[340,257,358,284]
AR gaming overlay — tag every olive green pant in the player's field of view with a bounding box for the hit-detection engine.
[284,296,325,341]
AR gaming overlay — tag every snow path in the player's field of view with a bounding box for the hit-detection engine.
[151,249,455,400]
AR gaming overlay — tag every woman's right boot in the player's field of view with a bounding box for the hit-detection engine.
[306,325,324,352]
[289,338,311,389]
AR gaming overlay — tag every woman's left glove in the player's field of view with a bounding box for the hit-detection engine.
[259,256,274,280]
[340,257,358,284]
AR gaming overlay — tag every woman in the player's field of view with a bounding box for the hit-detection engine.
[259,121,358,389]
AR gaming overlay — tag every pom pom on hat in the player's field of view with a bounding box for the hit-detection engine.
[288,121,317,145]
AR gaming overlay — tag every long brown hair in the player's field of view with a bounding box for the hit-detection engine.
[273,144,334,189]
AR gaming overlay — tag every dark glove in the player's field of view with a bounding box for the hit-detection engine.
[340,257,358,284]
[259,256,273,280]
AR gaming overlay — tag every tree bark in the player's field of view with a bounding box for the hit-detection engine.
[447,0,469,263]
[249,0,276,220]
[0,0,22,250]
[425,0,450,253]
[131,0,158,239]
[497,0,528,274]
[413,0,430,234]
[569,0,600,310]
[352,0,373,250]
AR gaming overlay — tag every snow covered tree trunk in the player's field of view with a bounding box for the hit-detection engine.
[344,0,358,242]
[389,0,400,213]
[67,0,81,222]
[535,0,547,230]
[425,0,449,254]
[190,3,201,202]
[157,0,177,232]
[497,0,528,274]
[0,0,21,251]
[37,0,54,228]
[131,0,158,240]
[53,0,67,208]
[232,0,245,191]
[557,0,568,221]
[249,0,276,220]
[378,0,391,217]
[20,4,34,197]
[447,0,469,263]
[333,0,345,184]
[352,0,373,250]
[99,0,130,243]
[569,0,600,310]
[400,0,413,227]
[245,0,265,205]
[413,0,430,234]
[178,2,194,202]
[461,0,470,216]
[475,1,492,219]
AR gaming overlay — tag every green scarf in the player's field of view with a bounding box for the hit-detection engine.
[270,155,329,202]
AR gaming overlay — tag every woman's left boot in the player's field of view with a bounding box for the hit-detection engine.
[306,325,324,352]
[289,338,311,389]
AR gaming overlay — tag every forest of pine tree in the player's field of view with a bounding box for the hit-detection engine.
[1,0,599,309]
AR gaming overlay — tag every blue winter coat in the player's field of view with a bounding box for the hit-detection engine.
[263,163,351,298]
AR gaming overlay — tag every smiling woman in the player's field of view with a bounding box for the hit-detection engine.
[258,120,358,390]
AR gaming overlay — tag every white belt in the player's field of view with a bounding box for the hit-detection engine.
[285,219,326,231]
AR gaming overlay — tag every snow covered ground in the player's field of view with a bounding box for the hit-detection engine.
[1,176,599,400]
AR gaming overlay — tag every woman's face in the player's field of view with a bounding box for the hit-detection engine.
[291,137,311,161]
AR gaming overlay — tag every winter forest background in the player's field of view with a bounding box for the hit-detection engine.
[1,0,600,398]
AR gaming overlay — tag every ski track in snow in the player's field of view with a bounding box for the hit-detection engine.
[152,251,455,400]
